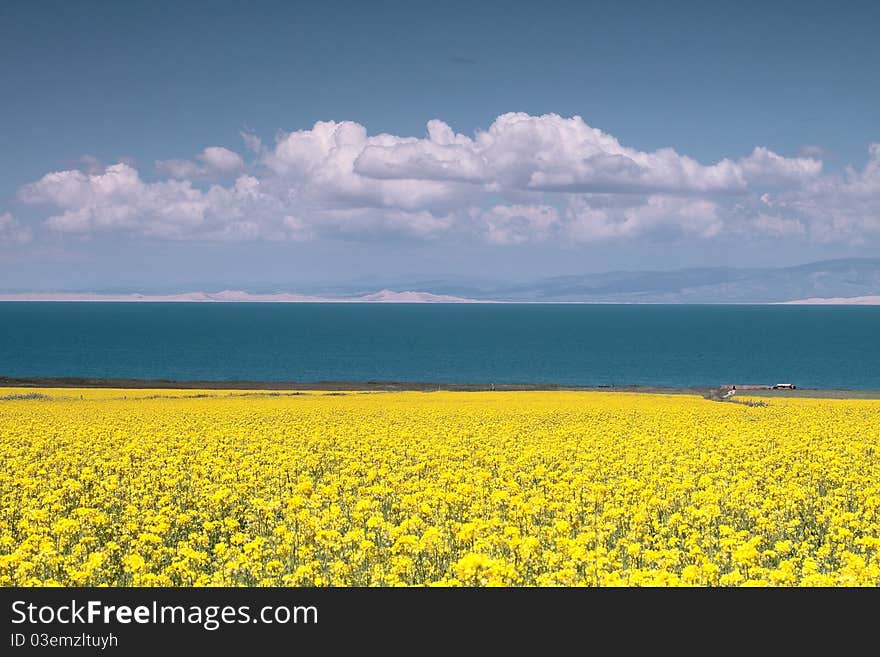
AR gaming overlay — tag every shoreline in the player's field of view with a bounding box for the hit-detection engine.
[0,375,702,393]
[3,376,880,398]
[2,298,880,305]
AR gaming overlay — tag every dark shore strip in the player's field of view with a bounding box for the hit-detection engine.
[0,375,698,394]
[3,375,880,398]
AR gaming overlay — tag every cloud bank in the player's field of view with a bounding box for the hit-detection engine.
[13,113,880,246]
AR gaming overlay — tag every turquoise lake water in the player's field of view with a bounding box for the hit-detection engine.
[1,302,878,389]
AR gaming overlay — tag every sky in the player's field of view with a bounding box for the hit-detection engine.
[1,0,878,292]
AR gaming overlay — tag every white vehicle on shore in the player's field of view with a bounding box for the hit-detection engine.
[772,383,797,389]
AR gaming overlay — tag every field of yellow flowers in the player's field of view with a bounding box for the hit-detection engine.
[1,387,879,586]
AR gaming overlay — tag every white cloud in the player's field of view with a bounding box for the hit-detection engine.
[240,129,263,154]
[476,204,561,245]
[566,196,722,242]
[737,147,823,187]
[757,143,880,243]
[199,147,245,177]
[21,164,289,240]
[155,146,245,180]
[155,159,202,180]
[14,114,878,247]
[303,207,455,240]
[476,113,746,193]
[355,120,488,184]
[0,213,32,246]
[262,120,470,214]
[355,113,821,194]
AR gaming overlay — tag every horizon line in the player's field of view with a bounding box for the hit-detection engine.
[0,290,879,305]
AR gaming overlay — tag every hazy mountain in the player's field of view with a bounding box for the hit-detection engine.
[370,258,880,303]
[4,259,880,303]
[0,289,480,303]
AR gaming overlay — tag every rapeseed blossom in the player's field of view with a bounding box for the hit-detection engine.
[1,388,878,586]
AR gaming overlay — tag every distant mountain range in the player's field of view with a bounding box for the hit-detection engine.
[0,289,478,303]
[3,259,880,304]
[403,258,880,304]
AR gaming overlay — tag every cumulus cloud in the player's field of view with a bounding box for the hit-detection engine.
[757,143,880,243]
[565,195,722,242]
[155,158,202,180]
[15,113,878,246]
[737,147,823,187]
[262,120,469,213]
[21,164,291,241]
[200,147,245,177]
[0,213,32,246]
[18,160,450,242]
[355,114,821,194]
[156,146,245,180]
[475,204,561,245]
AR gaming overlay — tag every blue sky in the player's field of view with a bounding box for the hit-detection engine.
[1,0,878,291]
